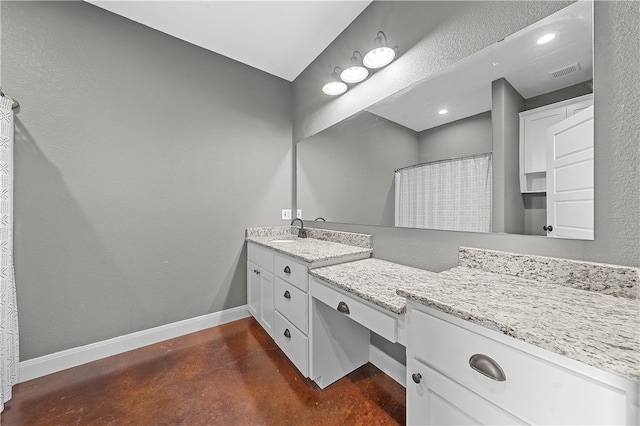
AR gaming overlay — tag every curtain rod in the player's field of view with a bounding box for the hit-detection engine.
[0,88,19,110]
[394,152,492,173]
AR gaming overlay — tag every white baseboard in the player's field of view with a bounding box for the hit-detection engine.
[19,305,250,383]
[369,344,406,388]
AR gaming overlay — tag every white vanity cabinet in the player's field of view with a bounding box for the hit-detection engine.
[247,242,275,337]
[273,253,310,377]
[406,302,638,425]
[519,93,593,193]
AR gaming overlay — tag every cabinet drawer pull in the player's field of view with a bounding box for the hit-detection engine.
[284,290,291,299]
[284,266,291,274]
[337,301,350,314]
[254,269,260,275]
[469,354,506,381]
[411,373,422,384]
[284,329,291,339]
[543,225,553,232]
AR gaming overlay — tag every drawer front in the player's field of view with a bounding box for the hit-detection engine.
[275,277,308,334]
[274,311,308,377]
[409,309,627,425]
[274,254,308,291]
[247,242,274,273]
[310,277,397,342]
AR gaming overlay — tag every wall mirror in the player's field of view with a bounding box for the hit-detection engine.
[297,1,594,240]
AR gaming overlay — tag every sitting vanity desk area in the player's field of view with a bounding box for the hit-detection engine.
[246,227,640,425]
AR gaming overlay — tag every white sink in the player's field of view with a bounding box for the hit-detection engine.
[270,239,297,243]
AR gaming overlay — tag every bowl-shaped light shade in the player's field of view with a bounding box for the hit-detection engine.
[363,46,395,69]
[340,66,369,84]
[322,80,347,96]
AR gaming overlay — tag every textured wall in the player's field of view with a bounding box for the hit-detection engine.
[2,1,292,360]
[418,112,492,164]
[292,1,572,143]
[297,112,417,226]
[293,0,639,269]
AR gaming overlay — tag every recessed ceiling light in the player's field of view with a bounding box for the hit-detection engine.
[439,109,448,115]
[537,33,555,45]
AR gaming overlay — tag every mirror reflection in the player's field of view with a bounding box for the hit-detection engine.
[297,1,593,239]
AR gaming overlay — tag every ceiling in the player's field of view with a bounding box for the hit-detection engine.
[366,0,592,132]
[86,1,371,82]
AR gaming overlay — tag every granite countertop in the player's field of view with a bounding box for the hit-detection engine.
[309,258,439,314]
[246,226,372,264]
[397,266,640,382]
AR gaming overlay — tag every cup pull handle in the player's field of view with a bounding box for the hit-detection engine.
[337,301,350,314]
[284,290,291,299]
[284,266,291,274]
[469,354,506,381]
[284,329,291,339]
[411,373,422,384]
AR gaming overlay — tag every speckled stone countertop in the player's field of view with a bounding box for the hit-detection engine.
[309,258,439,314]
[246,226,372,264]
[396,251,640,382]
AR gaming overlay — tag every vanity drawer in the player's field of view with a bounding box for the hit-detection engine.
[274,277,308,334]
[274,311,308,377]
[409,309,627,425]
[274,254,308,291]
[310,277,398,343]
[247,242,274,273]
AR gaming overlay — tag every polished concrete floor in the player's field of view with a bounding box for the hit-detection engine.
[2,317,405,425]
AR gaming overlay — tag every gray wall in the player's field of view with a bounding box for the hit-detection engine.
[418,112,492,163]
[492,78,526,234]
[293,0,639,270]
[2,1,292,360]
[297,112,417,226]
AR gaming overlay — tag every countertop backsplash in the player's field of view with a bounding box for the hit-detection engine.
[459,247,639,299]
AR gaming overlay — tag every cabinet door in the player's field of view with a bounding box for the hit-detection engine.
[566,97,594,117]
[522,105,566,174]
[407,359,525,426]
[247,262,260,318]
[259,271,274,338]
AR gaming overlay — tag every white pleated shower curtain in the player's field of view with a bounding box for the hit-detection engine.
[395,153,492,232]
[0,96,18,412]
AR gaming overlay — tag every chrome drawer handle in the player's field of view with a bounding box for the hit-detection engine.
[337,301,350,315]
[469,354,506,381]
[284,266,291,274]
[284,290,291,299]
[411,373,422,384]
[284,329,291,339]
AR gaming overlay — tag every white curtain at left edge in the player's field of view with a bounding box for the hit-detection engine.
[0,96,18,412]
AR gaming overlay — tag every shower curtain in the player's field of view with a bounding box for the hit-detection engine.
[0,96,18,412]
[395,153,492,232]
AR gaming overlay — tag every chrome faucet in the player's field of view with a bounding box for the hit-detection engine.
[290,218,307,238]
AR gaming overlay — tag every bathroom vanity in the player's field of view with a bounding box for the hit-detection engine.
[246,228,639,424]
[246,226,372,377]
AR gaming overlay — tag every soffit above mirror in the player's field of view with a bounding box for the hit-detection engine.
[366,0,592,132]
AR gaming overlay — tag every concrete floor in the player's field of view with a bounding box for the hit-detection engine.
[2,317,405,425]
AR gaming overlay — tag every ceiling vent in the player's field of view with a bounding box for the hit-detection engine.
[549,62,581,79]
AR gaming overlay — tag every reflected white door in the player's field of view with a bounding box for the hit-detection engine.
[546,106,594,240]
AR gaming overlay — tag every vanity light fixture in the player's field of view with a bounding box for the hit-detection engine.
[537,33,556,45]
[363,31,395,69]
[340,51,369,84]
[322,67,348,96]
